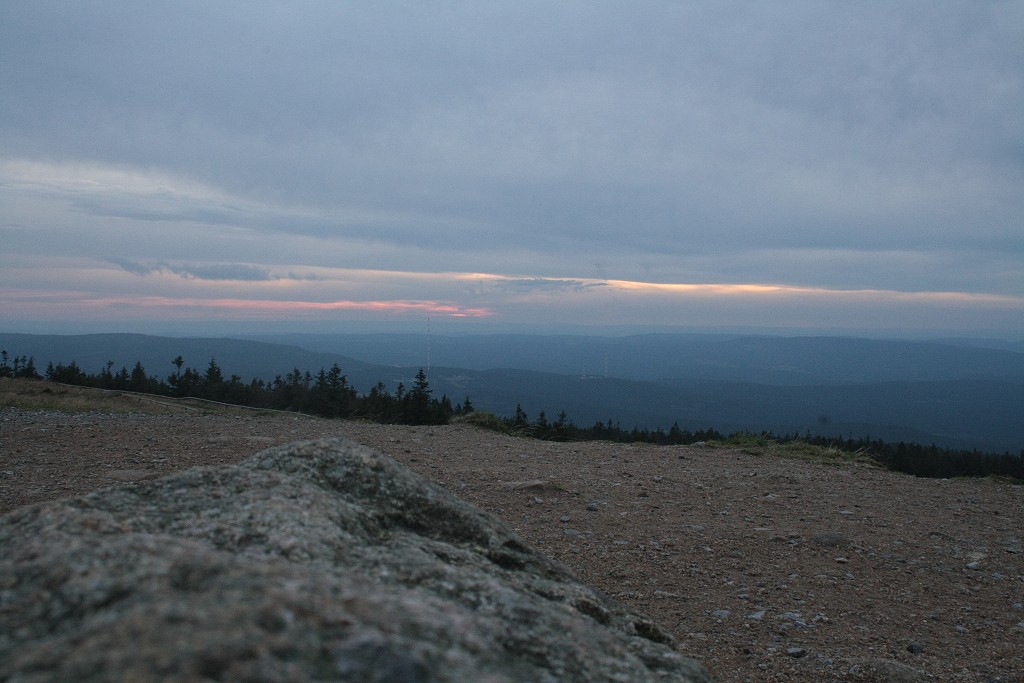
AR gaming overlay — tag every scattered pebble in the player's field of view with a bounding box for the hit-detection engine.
[785,647,807,658]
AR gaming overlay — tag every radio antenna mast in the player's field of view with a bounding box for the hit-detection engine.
[426,316,431,372]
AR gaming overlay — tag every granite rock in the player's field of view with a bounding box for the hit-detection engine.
[0,438,712,682]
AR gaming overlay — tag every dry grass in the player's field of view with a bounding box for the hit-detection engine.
[0,378,256,416]
[712,431,879,467]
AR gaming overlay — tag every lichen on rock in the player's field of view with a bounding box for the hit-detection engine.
[0,438,712,682]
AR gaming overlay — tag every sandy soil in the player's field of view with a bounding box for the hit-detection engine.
[2,402,1022,682]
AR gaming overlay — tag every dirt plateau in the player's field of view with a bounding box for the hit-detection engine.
[1,406,1022,682]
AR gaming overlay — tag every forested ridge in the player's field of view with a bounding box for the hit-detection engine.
[7,352,457,426]
[2,349,1021,482]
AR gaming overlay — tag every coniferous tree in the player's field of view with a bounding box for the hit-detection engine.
[403,368,432,424]
[511,404,529,430]
[13,355,40,379]
[201,358,225,399]
[128,361,152,393]
[97,361,115,388]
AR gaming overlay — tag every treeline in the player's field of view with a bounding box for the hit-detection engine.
[33,355,463,425]
[499,403,725,445]
[795,432,1024,481]
[499,404,1023,482]
[4,349,1021,482]
[0,351,40,379]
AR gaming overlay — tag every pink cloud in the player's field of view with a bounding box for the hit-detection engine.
[1,294,493,320]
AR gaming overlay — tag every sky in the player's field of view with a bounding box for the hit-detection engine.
[2,2,1023,338]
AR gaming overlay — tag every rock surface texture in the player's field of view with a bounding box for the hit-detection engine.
[0,438,713,682]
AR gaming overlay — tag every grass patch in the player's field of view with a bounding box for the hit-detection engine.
[711,431,878,467]
[454,411,510,434]
[0,378,256,416]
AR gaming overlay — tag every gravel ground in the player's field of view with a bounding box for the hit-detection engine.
[2,405,1022,682]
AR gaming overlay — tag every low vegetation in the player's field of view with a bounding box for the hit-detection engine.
[0,377,271,417]
[2,348,1021,483]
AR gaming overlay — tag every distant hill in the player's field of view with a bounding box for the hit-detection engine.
[2,331,1022,454]
[410,367,1022,454]
[241,332,1024,385]
[0,333,375,383]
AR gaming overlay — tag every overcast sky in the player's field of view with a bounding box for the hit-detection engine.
[2,2,1022,337]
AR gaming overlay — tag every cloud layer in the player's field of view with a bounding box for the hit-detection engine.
[1,2,1021,335]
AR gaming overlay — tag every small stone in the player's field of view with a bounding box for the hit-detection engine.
[586,502,600,511]
[785,647,807,658]
[748,610,766,621]
[965,561,980,570]
[559,515,571,523]
[907,642,925,654]
[711,609,731,619]
[835,557,848,564]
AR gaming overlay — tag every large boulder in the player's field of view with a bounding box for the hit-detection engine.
[0,438,713,682]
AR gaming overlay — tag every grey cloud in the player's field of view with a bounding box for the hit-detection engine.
[495,278,608,294]
[109,258,159,276]
[169,263,274,282]
[72,197,246,228]
[111,259,273,282]
[2,1,1022,297]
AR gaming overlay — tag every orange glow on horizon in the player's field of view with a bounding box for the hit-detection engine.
[0,294,493,319]
[603,279,1024,305]
[3,273,1023,327]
